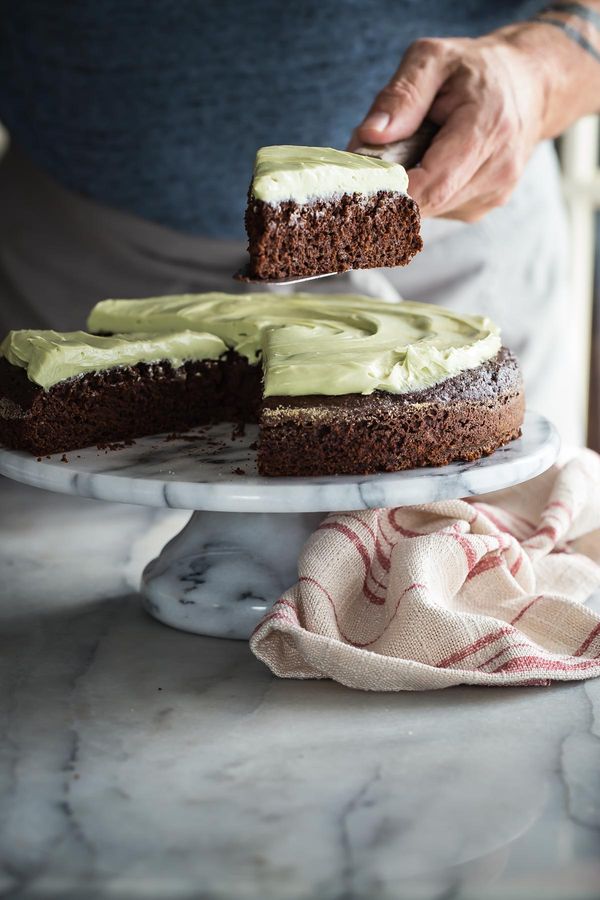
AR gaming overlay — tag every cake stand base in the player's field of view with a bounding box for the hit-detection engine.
[0,412,560,640]
[141,510,322,638]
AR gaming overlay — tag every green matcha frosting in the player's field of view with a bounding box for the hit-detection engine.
[251,145,409,204]
[87,293,501,397]
[0,329,226,391]
[2,295,501,395]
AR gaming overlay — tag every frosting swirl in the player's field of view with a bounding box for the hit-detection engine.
[1,295,501,395]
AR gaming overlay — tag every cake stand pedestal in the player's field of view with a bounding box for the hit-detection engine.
[0,412,559,639]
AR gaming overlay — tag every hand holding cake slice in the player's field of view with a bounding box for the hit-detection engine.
[243,146,423,281]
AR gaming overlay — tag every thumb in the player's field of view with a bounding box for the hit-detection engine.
[356,38,455,144]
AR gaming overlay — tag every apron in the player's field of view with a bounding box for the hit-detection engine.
[0,140,578,443]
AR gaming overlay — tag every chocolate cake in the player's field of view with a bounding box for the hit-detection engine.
[244,146,423,280]
[0,293,524,474]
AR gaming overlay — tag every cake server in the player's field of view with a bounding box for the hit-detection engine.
[233,120,438,286]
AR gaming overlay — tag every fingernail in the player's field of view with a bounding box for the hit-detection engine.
[361,112,390,133]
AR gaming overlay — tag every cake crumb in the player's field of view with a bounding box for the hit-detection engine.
[60,454,69,463]
[231,422,246,440]
[232,467,246,476]
[164,432,206,443]
[249,440,258,451]
[96,439,136,452]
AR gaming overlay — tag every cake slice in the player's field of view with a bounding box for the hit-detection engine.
[258,350,524,476]
[244,146,423,280]
[0,329,261,455]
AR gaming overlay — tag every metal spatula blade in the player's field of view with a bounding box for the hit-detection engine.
[232,267,339,286]
[234,121,437,286]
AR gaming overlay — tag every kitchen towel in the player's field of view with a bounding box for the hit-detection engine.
[250,450,600,690]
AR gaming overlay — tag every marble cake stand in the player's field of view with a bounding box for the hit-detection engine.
[0,411,559,639]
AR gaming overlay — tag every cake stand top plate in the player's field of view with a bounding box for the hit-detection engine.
[0,411,559,513]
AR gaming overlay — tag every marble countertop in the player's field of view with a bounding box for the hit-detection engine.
[1,477,599,900]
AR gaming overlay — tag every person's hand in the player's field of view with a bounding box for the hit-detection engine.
[350,25,594,222]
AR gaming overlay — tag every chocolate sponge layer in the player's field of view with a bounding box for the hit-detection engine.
[245,191,423,280]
